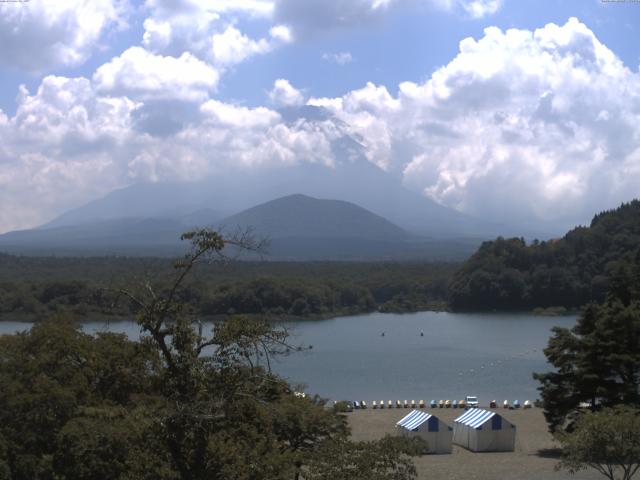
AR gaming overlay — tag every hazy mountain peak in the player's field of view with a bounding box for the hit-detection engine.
[218,193,409,240]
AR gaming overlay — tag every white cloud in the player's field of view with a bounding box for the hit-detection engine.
[0,0,130,72]
[322,52,353,65]
[0,74,331,231]
[459,0,503,18]
[144,0,274,18]
[269,79,305,107]
[93,47,220,101]
[309,18,640,225]
[142,18,173,51]
[211,26,272,67]
[142,0,288,68]
[0,75,137,231]
[269,24,293,43]
[200,100,280,128]
[1,17,639,234]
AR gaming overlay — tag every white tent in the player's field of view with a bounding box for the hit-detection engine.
[453,408,516,452]
[396,410,453,454]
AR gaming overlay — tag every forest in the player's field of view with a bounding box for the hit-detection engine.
[0,255,454,321]
[449,200,640,311]
[2,200,640,320]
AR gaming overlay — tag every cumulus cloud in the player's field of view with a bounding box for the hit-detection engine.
[1,17,639,234]
[93,47,220,101]
[308,18,640,225]
[0,75,137,231]
[0,74,330,231]
[142,0,289,68]
[211,26,269,66]
[0,0,130,72]
[269,79,305,107]
[322,52,353,65]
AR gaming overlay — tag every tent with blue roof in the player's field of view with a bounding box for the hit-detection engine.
[453,408,515,452]
[396,410,452,454]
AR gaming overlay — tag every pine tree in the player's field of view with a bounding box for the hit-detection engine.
[534,252,640,432]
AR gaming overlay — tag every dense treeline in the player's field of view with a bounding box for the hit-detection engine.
[449,200,640,311]
[0,255,454,320]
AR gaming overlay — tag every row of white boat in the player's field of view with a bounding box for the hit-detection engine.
[340,399,533,410]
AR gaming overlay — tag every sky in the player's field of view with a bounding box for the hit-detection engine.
[0,0,639,233]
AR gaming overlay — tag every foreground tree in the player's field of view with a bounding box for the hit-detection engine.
[0,316,160,480]
[556,406,640,480]
[0,229,425,480]
[534,255,640,432]
[306,436,425,480]
[114,229,425,479]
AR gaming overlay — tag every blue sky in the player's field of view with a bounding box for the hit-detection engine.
[0,0,639,232]
[2,0,639,113]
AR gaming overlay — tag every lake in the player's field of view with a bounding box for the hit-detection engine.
[0,311,576,404]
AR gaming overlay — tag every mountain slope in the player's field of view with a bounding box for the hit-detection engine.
[0,194,481,260]
[43,160,499,239]
[449,200,640,311]
[218,194,409,240]
[0,218,190,256]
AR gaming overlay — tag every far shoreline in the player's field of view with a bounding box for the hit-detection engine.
[0,305,579,324]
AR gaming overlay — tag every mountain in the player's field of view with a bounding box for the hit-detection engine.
[0,194,481,260]
[42,105,513,239]
[218,194,408,240]
[216,194,423,260]
[0,218,189,256]
[220,194,484,260]
[43,161,474,236]
[43,160,501,239]
[448,200,640,311]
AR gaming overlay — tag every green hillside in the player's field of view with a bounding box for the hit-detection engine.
[449,200,640,311]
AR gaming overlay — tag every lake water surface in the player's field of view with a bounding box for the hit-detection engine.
[1,311,576,403]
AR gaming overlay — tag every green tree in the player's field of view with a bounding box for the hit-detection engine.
[306,435,426,480]
[449,200,640,311]
[556,406,640,480]
[0,229,424,480]
[0,315,158,480]
[534,260,640,432]
[113,229,423,480]
[53,406,176,480]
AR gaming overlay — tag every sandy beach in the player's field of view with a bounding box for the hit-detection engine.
[348,406,603,480]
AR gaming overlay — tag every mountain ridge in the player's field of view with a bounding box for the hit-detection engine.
[0,193,481,260]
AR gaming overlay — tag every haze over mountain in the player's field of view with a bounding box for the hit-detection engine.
[40,105,515,239]
[0,193,480,260]
[0,104,583,258]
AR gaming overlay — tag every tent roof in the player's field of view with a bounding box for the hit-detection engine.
[454,408,496,429]
[396,410,432,431]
